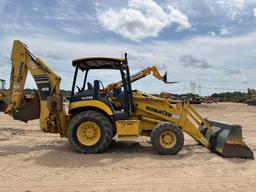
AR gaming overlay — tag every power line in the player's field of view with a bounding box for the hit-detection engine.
[201,86,247,91]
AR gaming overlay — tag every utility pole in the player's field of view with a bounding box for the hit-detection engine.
[198,83,201,96]
[190,81,196,94]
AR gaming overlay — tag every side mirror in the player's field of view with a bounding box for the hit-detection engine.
[163,71,179,84]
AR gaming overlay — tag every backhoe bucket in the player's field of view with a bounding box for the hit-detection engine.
[200,120,254,159]
[10,94,40,122]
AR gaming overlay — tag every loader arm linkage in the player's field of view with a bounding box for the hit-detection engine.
[182,104,253,158]
[132,91,254,159]
[6,40,67,136]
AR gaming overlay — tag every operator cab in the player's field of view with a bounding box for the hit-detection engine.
[70,55,133,120]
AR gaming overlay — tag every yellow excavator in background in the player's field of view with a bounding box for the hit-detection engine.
[5,40,254,159]
[247,89,256,106]
[0,79,35,112]
[0,79,9,111]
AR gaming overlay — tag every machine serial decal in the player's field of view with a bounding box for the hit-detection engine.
[145,106,172,117]
[81,96,93,100]
[41,87,50,91]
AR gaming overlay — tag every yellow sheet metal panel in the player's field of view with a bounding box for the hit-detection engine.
[139,120,157,131]
[133,99,180,124]
[69,100,113,115]
[116,120,141,137]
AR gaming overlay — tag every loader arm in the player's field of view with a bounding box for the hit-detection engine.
[6,40,67,136]
[103,66,169,93]
[132,91,254,159]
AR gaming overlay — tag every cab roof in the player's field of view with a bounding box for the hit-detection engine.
[72,57,127,70]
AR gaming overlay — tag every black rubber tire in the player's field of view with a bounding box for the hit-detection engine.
[67,110,113,154]
[150,122,184,155]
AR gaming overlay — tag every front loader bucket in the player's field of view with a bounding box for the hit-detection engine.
[200,120,254,159]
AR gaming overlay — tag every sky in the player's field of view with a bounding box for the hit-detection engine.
[0,0,256,95]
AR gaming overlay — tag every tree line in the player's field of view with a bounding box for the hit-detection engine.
[210,91,247,103]
[23,88,71,98]
[23,88,249,103]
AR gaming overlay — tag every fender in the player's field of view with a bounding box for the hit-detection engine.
[69,100,113,115]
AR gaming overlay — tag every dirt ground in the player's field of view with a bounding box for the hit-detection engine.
[0,102,255,192]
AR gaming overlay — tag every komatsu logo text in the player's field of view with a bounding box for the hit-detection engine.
[17,62,24,83]
[145,106,172,117]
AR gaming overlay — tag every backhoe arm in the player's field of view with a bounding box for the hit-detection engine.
[103,66,167,93]
[6,40,67,136]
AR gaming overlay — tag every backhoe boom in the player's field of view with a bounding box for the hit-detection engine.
[6,40,67,136]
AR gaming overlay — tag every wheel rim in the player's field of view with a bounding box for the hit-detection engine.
[77,121,101,146]
[159,130,177,148]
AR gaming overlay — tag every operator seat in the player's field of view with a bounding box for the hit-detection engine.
[93,81,128,121]
[113,87,125,106]
[87,82,94,90]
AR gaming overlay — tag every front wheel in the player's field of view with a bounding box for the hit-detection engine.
[151,122,184,155]
[67,110,113,154]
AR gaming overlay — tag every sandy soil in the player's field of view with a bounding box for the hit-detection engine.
[0,102,255,192]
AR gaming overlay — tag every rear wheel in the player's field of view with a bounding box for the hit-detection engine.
[68,110,113,154]
[151,122,184,155]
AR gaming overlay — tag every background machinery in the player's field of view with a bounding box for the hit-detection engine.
[0,79,8,111]
[0,79,36,112]
[247,89,256,106]
[5,40,254,159]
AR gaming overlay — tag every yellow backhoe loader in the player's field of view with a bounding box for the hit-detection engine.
[5,40,254,159]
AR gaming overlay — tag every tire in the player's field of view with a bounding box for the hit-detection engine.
[67,110,113,154]
[0,100,6,111]
[151,122,184,155]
